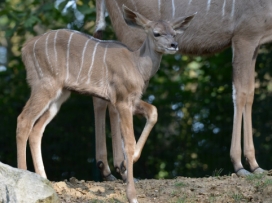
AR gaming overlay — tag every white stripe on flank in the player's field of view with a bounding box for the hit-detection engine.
[222,0,226,17]
[33,37,44,77]
[231,0,236,17]
[86,42,100,84]
[76,39,90,83]
[188,0,193,5]
[54,30,59,75]
[158,0,161,18]
[65,32,74,82]
[172,0,176,18]
[103,44,109,94]
[45,33,54,73]
[207,0,211,11]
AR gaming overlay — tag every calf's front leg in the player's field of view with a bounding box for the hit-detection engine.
[116,102,137,203]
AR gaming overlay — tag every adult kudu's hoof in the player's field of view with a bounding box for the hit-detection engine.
[252,167,267,174]
[236,168,252,177]
[236,167,268,177]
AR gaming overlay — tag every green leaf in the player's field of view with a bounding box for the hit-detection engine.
[0,9,8,16]
[41,3,54,11]
[77,5,93,15]
[24,16,40,28]
[57,1,68,11]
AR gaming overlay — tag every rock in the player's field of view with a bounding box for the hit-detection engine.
[231,173,238,178]
[0,162,59,203]
[69,177,78,185]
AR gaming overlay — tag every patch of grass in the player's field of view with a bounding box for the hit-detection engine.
[245,173,266,181]
[232,193,243,202]
[175,197,187,203]
[212,168,224,177]
[90,200,104,203]
[173,194,191,203]
[263,178,272,186]
[208,196,216,203]
[175,181,188,188]
[255,178,272,191]
[91,200,120,203]
[245,173,272,190]
[171,190,178,197]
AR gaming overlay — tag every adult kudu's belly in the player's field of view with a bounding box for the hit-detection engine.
[109,0,236,55]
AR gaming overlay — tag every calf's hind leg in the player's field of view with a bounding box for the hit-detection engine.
[93,97,117,181]
[29,90,70,178]
[17,87,62,172]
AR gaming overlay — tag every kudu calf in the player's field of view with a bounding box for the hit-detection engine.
[17,5,195,202]
[94,0,272,177]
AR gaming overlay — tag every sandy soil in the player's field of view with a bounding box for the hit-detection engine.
[52,171,272,203]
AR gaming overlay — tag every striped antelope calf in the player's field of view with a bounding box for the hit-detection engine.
[94,0,272,178]
[17,5,195,203]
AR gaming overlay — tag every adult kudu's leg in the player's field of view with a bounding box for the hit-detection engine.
[93,0,106,40]
[29,90,70,178]
[230,37,266,176]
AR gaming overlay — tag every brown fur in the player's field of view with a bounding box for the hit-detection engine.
[17,5,194,203]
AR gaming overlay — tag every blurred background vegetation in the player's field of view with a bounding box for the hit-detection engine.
[0,0,272,181]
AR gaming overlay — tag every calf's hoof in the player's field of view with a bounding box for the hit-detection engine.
[102,173,117,181]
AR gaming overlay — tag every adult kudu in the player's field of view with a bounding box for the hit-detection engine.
[17,5,195,203]
[94,0,272,178]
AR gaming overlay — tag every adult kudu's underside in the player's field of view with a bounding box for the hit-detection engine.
[94,0,272,178]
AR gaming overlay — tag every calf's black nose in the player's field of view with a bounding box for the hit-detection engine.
[171,42,178,49]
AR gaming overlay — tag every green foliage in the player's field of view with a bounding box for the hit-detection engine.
[246,172,272,192]
[245,173,266,181]
[174,181,187,188]
[212,168,224,177]
[0,0,272,182]
[231,193,244,202]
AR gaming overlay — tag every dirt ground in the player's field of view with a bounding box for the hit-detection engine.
[52,170,272,203]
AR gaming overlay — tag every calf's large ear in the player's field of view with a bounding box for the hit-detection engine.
[171,13,196,34]
[122,4,152,30]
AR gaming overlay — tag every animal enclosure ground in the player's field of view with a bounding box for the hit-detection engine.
[52,171,272,203]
